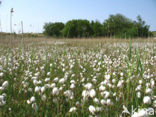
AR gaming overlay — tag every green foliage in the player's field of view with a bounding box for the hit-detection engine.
[152,31,156,37]
[91,21,103,37]
[135,15,150,37]
[43,22,64,37]
[103,14,133,37]
[43,14,152,38]
[103,14,150,38]
[62,19,92,38]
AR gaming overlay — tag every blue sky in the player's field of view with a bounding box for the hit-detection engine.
[0,0,156,33]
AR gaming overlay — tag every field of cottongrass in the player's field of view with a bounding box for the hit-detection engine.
[0,38,156,117]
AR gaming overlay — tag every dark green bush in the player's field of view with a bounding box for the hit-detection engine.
[62,19,92,38]
[43,22,64,37]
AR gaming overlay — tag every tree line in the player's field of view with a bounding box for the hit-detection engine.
[43,14,153,38]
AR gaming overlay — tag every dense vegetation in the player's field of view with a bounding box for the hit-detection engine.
[0,39,156,116]
[43,22,64,37]
[43,14,153,38]
[152,31,156,37]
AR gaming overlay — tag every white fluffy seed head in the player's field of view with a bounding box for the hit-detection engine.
[45,78,50,82]
[139,80,143,84]
[101,99,106,105]
[145,88,152,94]
[0,95,4,101]
[52,87,59,95]
[69,107,77,113]
[2,81,8,89]
[41,87,45,93]
[70,83,75,89]
[145,83,150,87]
[0,87,4,91]
[44,84,51,88]
[137,109,148,117]
[117,80,123,88]
[112,79,116,83]
[27,100,31,104]
[88,105,96,115]
[0,72,4,77]
[33,80,38,85]
[106,99,112,105]
[30,96,35,102]
[32,103,38,111]
[93,98,99,104]
[70,80,75,84]
[135,85,141,91]
[150,79,155,88]
[137,92,141,98]
[104,91,110,99]
[99,85,106,91]
[59,87,63,91]
[50,83,56,88]
[82,90,89,99]
[92,78,97,83]
[47,72,51,76]
[153,100,156,107]
[84,83,92,90]
[143,96,151,104]
[96,107,102,112]
[59,78,65,84]
[120,72,123,76]
[105,74,110,80]
[53,77,58,82]
[41,95,46,101]
[35,86,40,93]
[89,89,96,98]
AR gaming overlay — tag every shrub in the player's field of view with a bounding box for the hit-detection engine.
[62,19,93,38]
[43,22,64,37]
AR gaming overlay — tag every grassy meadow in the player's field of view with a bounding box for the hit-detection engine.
[0,37,156,117]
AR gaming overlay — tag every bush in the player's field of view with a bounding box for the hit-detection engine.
[62,19,93,38]
[43,22,64,37]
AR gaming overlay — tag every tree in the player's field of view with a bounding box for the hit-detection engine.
[91,21,103,37]
[43,22,64,37]
[136,15,149,37]
[102,14,151,38]
[62,19,92,38]
[103,14,133,37]
[62,20,78,38]
[43,14,152,38]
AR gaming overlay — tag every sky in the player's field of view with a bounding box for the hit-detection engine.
[0,0,156,33]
